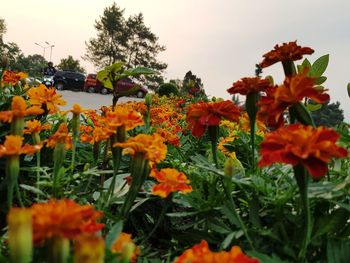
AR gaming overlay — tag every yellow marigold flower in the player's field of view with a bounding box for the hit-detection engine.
[111,232,140,263]
[46,123,72,149]
[0,96,44,123]
[27,84,66,114]
[0,135,42,157]
[150,168,192,198]
[31,199,104,245]
[23,119,51,134]
[174,240,259,263]
[2,70,27,86]
[114,133,167,163]
[74,235,105,263]
[105,107,144,131]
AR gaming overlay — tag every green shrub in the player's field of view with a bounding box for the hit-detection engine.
[157,82,179,96]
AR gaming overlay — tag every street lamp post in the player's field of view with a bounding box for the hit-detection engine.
[35,42,48,58]
[45,41,55,61]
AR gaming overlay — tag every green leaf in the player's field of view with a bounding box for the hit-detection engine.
[302,58,312,69]
[307,103,322,112]
[220,232,235,250]
[123,66,157,77]
[247,251,290,263]
[310,54,329,77]
[105,220,123,249]
[327,239,350,263]
[312,209,348,240]
[19,184,46,197]
[347,83,350,98]
[314,76,327,85]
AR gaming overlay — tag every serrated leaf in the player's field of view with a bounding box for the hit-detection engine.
[105,220,123,249]
[310,54,329,77]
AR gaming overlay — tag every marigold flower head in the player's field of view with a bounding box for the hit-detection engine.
[174,240,259,263]
[0,96,44,123]
[46,123,72,149]
[150,168,192,198]
[31,199,104,245]
[27,84,66,114]
[156,128,180,147]
[2,70,28,86]
[258,70,329,128]
[74,235,105,263]
[227,77,272,95]
[114,133,167,163]
[80,125,114,144]
[23,119,51,134]
[111,232,140,263]
[105,107,144,131]
[259,41,314,68]
[0,135,42,157]
[259,124,348,178]
[186,100,241,137]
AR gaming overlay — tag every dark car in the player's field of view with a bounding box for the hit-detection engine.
[84,74,148,98]
[54,70,85,91]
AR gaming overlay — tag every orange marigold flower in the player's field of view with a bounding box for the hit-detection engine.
[186,100,241,137]
[258,70,329,128]
[111,232,140,263]
[259,41,314,68]
[23,120,51,134]
[2,70,27,86]
[174,240,259,263]
[80,125,114,144]
[27,84,66,114]
[0,135,42,157]
[150,168,192,198]
[105,107,144,131]
[114,133,167,163]
[31,199,104,245]
[156,128,180,147]
[0,96,44,123]
[258,124,348,178]
[46,123,72,149]
[227,77,272,95]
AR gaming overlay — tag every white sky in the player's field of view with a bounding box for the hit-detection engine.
[2,0,350,120]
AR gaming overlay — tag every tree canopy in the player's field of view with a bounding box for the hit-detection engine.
[57,55,86,73]
[311,100,344,127]
[84,3,167,87]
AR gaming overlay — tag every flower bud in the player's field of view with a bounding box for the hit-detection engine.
[7,208,33,263]
[74,235,105,263]
[145,93,152,107]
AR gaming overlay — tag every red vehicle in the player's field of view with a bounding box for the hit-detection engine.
[84,74,148,98]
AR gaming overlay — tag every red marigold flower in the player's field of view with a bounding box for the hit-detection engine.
[258,69,329,128]
[31,199,104,245]
[150,168,192,198]
[258,124,348,178]
[174,240,259,263]
[2,70,27,86]
[227,77,272,95]
[259,41,314,68]
[186,100,241,137]
[156,128,180,147]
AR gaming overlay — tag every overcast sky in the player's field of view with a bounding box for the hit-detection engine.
[2,0,350,120]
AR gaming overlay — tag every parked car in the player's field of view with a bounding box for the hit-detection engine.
[53,70,85,91]
[84,74,148,98]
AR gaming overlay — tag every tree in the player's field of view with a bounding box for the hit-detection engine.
[182,70,205,96]
[84,3,166,88]
[12,54,47,77]
[57,55,86,73]
[0,17,6,45]
[311,100,344,127]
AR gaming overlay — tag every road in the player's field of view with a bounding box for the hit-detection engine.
[59,90,144,111]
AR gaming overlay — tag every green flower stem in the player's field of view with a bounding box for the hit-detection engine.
[246,92,258,172]
[53,143,66,198]
[6,155,19,208]
[282,60,296,76]
[208,126,219,169]
[120,153,149,219]
[32,133,41,199]
[70,114,80,175]
[49,236,70,263]
[290,102,316,127]
[222,176,254,250]
[11,117,24,136]
[294,165,311,262]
